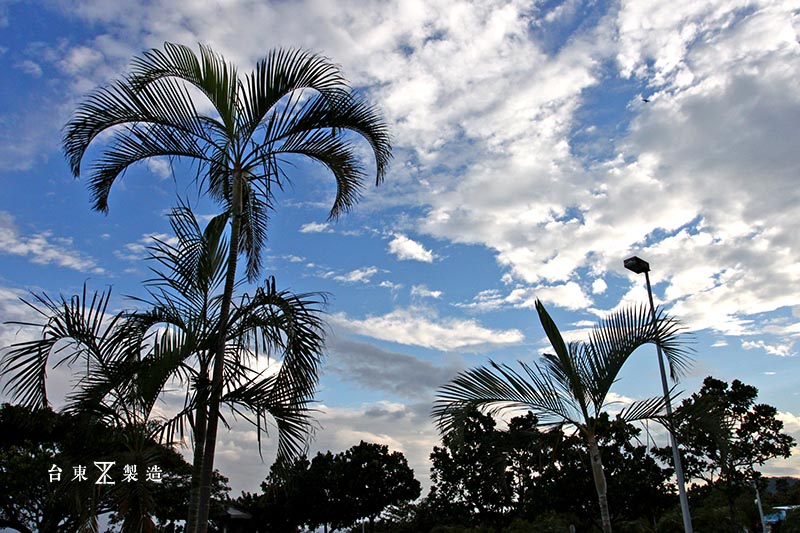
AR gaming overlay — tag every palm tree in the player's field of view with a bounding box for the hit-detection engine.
[432,300,692,533]
[1,206,329,531]
[63,42,391,531]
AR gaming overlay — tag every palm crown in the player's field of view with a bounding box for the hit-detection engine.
[63,42,391,280]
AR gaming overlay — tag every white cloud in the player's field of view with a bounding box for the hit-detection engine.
[411,284,442,299]
[592,279,607,294]
[145,157,173,179]
[16,59,43,77]
[330,306,524,352]
[299,221,331,233]
[741,339,795,358]
[388,234,434,263]
[13,3,799,343]
[459,282,592,313]
[379,280,403,292]
[333,266,378,284]
[0,211,103,274]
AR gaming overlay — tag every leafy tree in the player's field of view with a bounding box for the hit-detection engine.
[533,414,674,529]
[240,443,420,533]
[63,41,391,532]
[426,409,673,531]
[236,456,313,532]
[306,451,345,532]
[428,408,518,528]
[339,441,421,531]
[1,207,325,531]
[0,404,89,533]
[433,300,691,533]
[656,376,796,530]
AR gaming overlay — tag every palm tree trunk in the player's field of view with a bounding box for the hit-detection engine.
[587,436,612,533]
[186,370,209,533]
[194,169,244,533]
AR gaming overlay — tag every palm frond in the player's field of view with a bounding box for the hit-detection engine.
[616,394,669,424]
[239,48,348,141]
[128,42,239,132]
[582,304,693,413]
[238,182,271,282]
[1,286,127,409]
[222,369,315,462]
[433,360,582,438]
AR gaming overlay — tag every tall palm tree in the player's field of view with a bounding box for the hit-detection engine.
[432,300,692,533]
[62,42,391,531]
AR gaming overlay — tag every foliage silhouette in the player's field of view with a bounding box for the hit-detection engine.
[655,376,796,530]
[1,207,327,531]
[433,299,691,533]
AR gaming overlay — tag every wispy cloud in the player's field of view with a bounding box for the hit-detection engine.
[327,337,463,398]
[741,339,794,358]
[411,284,441,299]
[0,211,103,274]
[330,306,524,352]
[333,266,379,284]
[458,282,592,312]
[16,60,43,77]
[115,232,178,262]
[299,221,331,233]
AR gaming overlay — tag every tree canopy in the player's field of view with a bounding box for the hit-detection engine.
[656,376,796,530]
[237,441,420,532]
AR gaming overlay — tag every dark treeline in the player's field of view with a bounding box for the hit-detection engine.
[233,376,795,533]
[1,375,796,532]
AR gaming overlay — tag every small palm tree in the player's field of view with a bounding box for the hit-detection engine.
[63,42,391,531]
[1,206,328,531]
[432,300,692,533]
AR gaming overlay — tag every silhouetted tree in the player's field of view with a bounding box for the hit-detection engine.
[241,442,419,533]
[426,408,673,531]
[339,441,421,531]
[656,376,796,531]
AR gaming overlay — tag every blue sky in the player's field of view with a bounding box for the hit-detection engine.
[0,0,798,495]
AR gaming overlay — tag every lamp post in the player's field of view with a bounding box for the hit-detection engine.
[624,256,693,533]
[754,480,767,533]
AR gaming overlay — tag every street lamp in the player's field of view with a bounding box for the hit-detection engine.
[624,256,693,533]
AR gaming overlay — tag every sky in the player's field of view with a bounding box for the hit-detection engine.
[0,0,798,498]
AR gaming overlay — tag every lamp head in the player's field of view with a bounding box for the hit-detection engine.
[624,256,650,274]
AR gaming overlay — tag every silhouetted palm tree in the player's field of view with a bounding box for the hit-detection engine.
[2,206,328,531]
[62,42,391,531]
[433,300,692,533]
